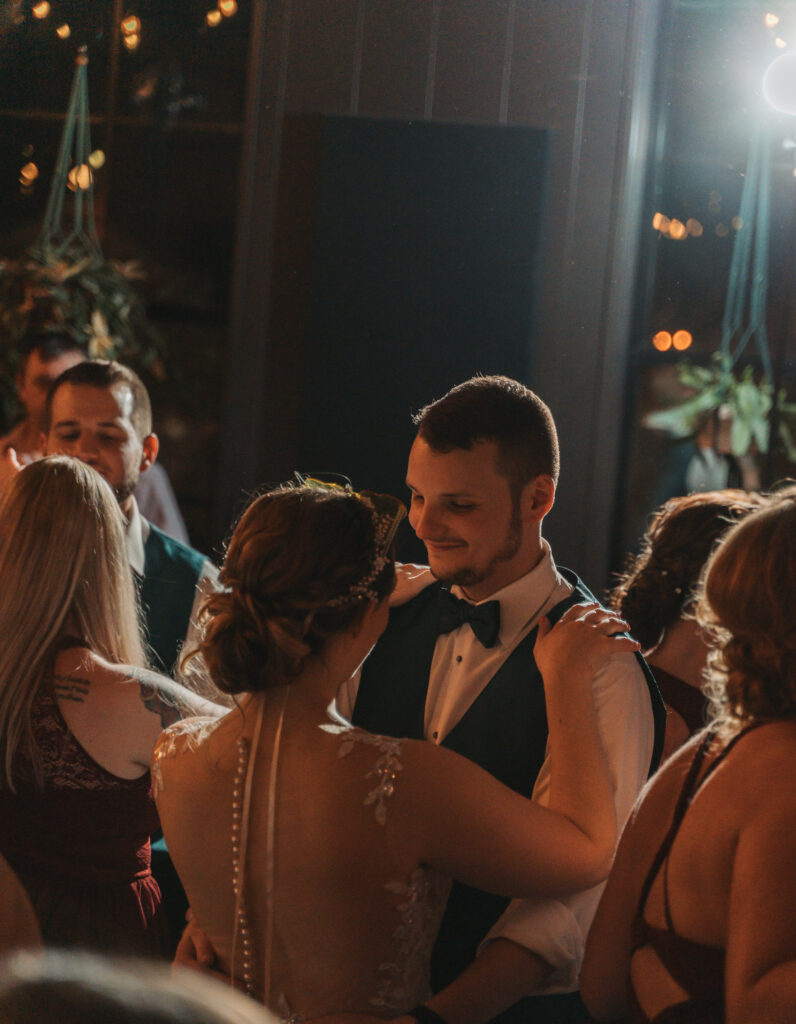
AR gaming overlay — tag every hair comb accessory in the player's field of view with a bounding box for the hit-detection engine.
[294,472,407,608]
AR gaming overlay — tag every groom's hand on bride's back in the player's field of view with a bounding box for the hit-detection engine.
[173,913,235,986]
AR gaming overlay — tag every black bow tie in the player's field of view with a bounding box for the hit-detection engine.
[437,590,501,648]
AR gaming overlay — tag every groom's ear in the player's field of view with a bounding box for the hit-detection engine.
[521,474,555,524]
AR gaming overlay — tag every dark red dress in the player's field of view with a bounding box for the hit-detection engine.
[0,686,170,956]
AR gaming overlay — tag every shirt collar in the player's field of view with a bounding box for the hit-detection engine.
[451,539,564,647]
[125,497,150,576]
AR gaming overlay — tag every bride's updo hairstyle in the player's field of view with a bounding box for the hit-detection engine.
[195,484,400,694]
[697,487,796,734]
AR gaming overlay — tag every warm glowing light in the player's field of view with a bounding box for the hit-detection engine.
[673,330,693,351]
[652,212,670,233]
[20,162,38,181]
[123,32,140,49]
[775,37,787,48]
[653,331,672,352]
[32,1,50,19]
[716,223,729,237]
[121,14,141,34]
[731,215,744,230]
[669,219,687,241]
[88,149,106,169]
[765,12,780,28]
[56,23,71,38]
[68,164,93,190]
[206,9,222,25]
[686,218,703,237]
[219,0,237,14]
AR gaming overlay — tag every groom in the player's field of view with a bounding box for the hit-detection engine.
[337,375,664,1024]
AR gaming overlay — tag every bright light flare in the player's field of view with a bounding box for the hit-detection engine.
[763,53,796,114]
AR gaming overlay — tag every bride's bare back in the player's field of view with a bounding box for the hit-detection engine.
[155,701,450,1016]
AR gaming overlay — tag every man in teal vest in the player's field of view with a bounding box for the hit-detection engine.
[339,375,665,1024]
[38,356,216,675]
[40,359,218,675]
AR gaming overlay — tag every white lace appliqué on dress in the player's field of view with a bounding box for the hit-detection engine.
[322,721,451,1013]
[151,717,220,798]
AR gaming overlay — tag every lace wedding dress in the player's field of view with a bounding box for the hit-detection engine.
[153,698,450,1019]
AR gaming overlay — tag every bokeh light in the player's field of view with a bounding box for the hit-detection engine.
[32,1,50,19]
[219,0,238,15]
[653,331,672,352]
[122,15,141,35]
[206,9,222,26]
[686,218,703,237]
[669,219,687,240]
[765,12,780,28]
[672,330,692,351]
[56,23,70,39]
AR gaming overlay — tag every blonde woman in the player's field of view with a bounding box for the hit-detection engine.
[582,489,796,1023]
[154,482,638,1016]
[0,457,220,955]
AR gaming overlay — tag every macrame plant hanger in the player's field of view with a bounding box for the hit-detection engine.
[29,46,102,266]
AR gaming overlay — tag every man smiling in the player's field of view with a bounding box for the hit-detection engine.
[340,375,664,1024]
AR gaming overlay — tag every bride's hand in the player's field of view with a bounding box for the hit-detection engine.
[389,562,434,607]
[534,602,640,684]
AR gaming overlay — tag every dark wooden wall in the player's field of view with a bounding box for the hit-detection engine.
[217,0,662,589]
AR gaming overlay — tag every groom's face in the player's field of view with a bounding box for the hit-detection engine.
[406,435,525,602]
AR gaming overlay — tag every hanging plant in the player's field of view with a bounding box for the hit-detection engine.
[0,255,165,425]
[644,352,796,462]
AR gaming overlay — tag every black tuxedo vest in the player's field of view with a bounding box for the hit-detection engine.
[353,571,665,1022]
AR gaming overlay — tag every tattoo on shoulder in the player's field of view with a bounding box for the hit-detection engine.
[137,679,182,729]
[53,673,91,704]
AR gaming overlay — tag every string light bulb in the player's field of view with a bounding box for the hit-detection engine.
[206,9,222,25]
[219,0,237,15]
[88,150,106,169]
[67,164,93,191]
[123,32,140,50]
[32,1,50,19]
[20,162,39,181]
[56,23,70,39]
[121,14,141,35]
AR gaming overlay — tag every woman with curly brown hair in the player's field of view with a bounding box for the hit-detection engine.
[609,490,766,759]
[582,488,796,1023]
[153,481,638,1017]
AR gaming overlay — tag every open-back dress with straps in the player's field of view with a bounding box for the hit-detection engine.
[0,645,169,956]
[628,723,762,1023]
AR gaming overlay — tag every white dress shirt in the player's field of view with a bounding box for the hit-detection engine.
[336,540,655,992]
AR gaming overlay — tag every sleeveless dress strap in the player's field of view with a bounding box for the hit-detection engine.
[659,720,767,927]
[635,728,716,919]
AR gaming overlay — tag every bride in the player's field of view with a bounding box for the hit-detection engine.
[154,482,637,1017]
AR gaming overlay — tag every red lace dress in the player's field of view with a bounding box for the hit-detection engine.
[0,686,170,956]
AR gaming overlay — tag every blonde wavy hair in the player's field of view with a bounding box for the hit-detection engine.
[0,457,146,791]
[697,486,796,736]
